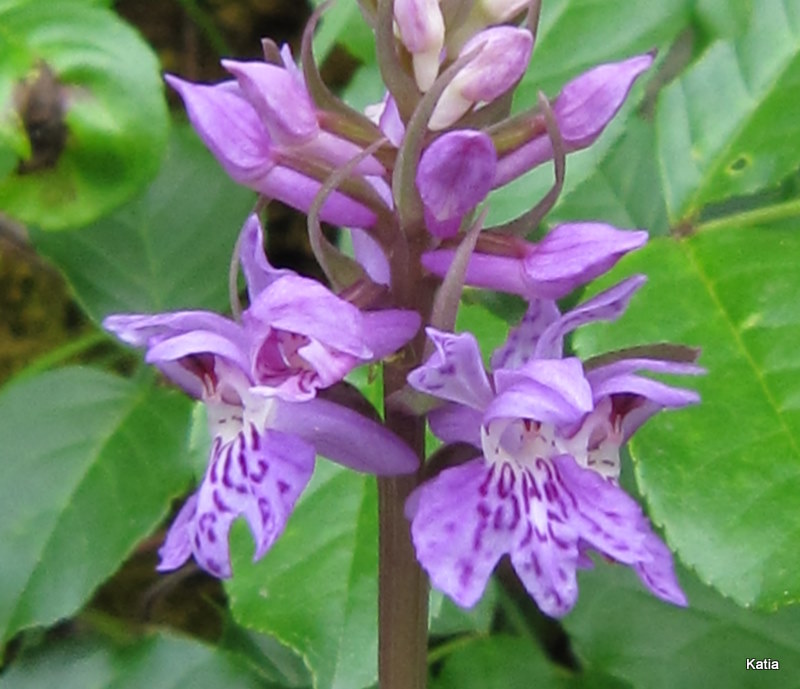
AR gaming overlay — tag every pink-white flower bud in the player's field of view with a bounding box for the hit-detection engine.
[394,0,445,91]
[429,26,532,130]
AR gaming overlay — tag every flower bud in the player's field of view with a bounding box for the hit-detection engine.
[429,26,532,130]
[494,53,654,186]
[416,130,496,238]
[395,0,446,92]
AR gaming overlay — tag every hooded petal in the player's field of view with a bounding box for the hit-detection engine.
[417,130,497,238]
[222,59,318,145]
[166,75,275,183]
[522,223,648,299]
[407,328,494,410]
[245,275,371,357]
[406,459,516,607]
[270,396,419,474]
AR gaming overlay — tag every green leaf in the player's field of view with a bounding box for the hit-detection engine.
[227,463,379,689]
[0,0,168,229]
[566,559,800,689]
[550,118,670,236]
[694,0,753,39]
[0,367,193,642]
[311,0,375,63]
[657,0,800,221]
[431,634,631,689]
[0,632,278,689]
[518,0,690,106]
[31,125,255,321]
[573,221,800,609]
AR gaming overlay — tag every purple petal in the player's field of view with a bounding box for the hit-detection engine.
[350,228,391,286]
[103,311,250,396]
[523,223,648,299]
[428,403,483,446]
[490,358,593,427]
[270,397,419,474]
[256,165,377,229]
[633,533,688,607]
[360,309,422,359]
[166,75,275,184]
[551,454,648,563]
[417,130,497,239]
[364,93,405,147]
[554,53,654,148]
[188,427,315,577]
[157,493,198,572]
[239,214,295,302]
[222,59,318,145]
[245,275,372,358]
[535,275,646,358]
[407,329,494,410]
[490,299,562,370]
[494,54,653,186]
[406,460,516,607]
[422,251,531,296]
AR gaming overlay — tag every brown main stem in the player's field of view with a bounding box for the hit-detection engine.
[378,364,429,689]
[378,232,431,689]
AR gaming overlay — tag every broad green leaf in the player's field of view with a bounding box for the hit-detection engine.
[312,0,375,63]
[431,634,631,689]
[566,559,800,689]
[550,118,670,236]
[518,0,690,107]
[227,463,379,689]
[0,632,278,689]
[573,221,800,609]
[657,0,800,221]
[32,125,255,321]
[0,0,168,229]
[0,367,193,642]
[694,0,753,39]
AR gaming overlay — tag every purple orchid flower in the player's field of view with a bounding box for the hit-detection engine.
[103,215,420,577]
[166,47,384,228]
[422,221,648,299]
[494,54,654,186]
[405,281,701,615]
